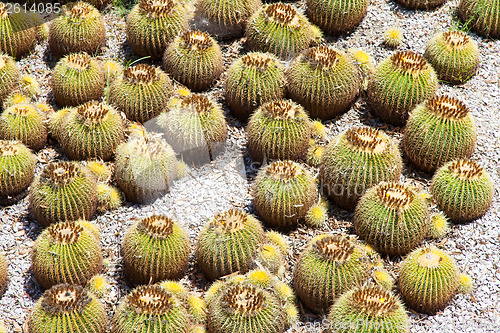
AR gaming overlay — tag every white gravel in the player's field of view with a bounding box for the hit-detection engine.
[0,1,498,332]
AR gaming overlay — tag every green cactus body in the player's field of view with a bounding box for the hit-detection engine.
[0,3,38,58]
[424,30,479,84]
[247,99,312,163]
[246,3,315,59]
[206,271,292,333]
[0,103,47,150]
[253,160,318,229]
[367,51,438,126]
[319,127,403,210]
[430,159,494,222]
[306,0,369,35]
[286,46,361,120]
[403,95,477,172]
[122,215,191,285]
[0,140,36,198]
[293,234,371,313]
[348,48,375,92]
[0,54,20,104]
[20,75,41,99]
[395,0,447,10]
[458,0,500,38]
[52,53,105,107]
[112,284,191,333]
[29,162,98,227]
[32,221,103,289]
[327,285,409,333]
[96,183,123,212]
[49,2,106,58]
[224,52,285,121]
[49,107,72,142]
[353,182,430,256]
[157,93,227,165]
[127,0,189,60]
[163,30,223,91]
[399,246,462,313]
[59,101,125,161]
[384,27,403,48]
[115,136,180,203]
[197,209,265,280]
[0,252,8,296]
[254,244,285,276]
[28,284,106,333]
[109,64,172,123]
[102,59,123,81]
[427,212,451,239]
[198,0,262,40]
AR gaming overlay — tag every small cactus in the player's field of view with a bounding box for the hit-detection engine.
[31,221,103,289]
[424,30,480,84]
[84,160,114,183]
[253,160,318,229]
[157,93,227,165]
[112,284,191,333]
[0,54,20,105]
[459,0,500,38]
[293,234,371,313]
[403,95,477,172]
[306,0,369,35]
[327,284,409,333]
[28,284,106,333]
[0,103,47,150]
[399,246,469,313]
[0,140,36,199]
[102,59,123,81]
[96,183,123,212]
[122,215,191,285]
[163,30,223,91]
[430,159,494,222]
[304,198,329,228]
[115,135,182,203]
[247,99,312,163]
[0,3,39,58]
[48,107,72,142]
[246,3,317,59]
[395,0,447,10]
[59,101,125,161]
[20,75,41,99]
[306,142,325,167]
[126,0,190,60]
[367,50,438,126]
[86,274,111,298]
[197,0,262,39]
[109,63,172,123]
[196,209,265,280]
[52,52,105,107]
[384,27,403,48]
[224,52,286,121]
[3,92,31,109]
[428,212,451,239]
[353,182,430,256]
[49,2,106,58]
[0,252,8,296]
[254,243,285,276]
[319,126,403,210]
[29,162,98,226]
[286,46,361,120]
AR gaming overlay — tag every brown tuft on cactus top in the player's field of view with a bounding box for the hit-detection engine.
[443,31,469,47]
[376,183,415,210]
[267,160,301,181]
[265,3,297,25]
[210,209,247,232]
[391,51,428,72]
[303,46,340,69]
[426,95,469,119]
[136,214,174,238]
[241,53,275,68]
[123,64,158,84]
[180,30,214,50]
[346,127,386,153]
[75,101,109,124]
[42,162,82,187]
[312,235,355,261]
[262,99,300,120]
[139,0,175,16]
[222,285,265,315]
[128,285,174,314]
[65,53,91,70]
[41,284,91,314]
[351,285,398,316]
[47,222,83,245]
[449,159,483,180]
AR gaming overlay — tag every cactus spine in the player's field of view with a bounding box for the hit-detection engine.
[0,103,47,150]
[0,140,36,199]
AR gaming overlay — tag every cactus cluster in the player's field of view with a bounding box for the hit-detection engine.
[52,52,105,107]
[327,284,409,333]
[0,103,48,150]
[224,52,286,121]
[253,160,318,229]
[395,0,447,10]
[306,0,369,35]
[431,159,494,222]
[293,234,371,313]
[403,95,477,172]
[109,63,172,123]
[49,1,106,58]
[424,30,479,84]
[127,0,189,59]
[247,99,312,163]
[32,221,103,289]
[157,93,227,165]
[163,30,223,91]
[458,0,500,38]
[287,46,361,120]
[28,284,106,333]
[246,3,317,59]
[367,51,438,126]
[0,140,36,199]
[59,101,125,161]
[196,209,265,280]
[29,162,98,226]
[122,215,190,285]
[354,182,430,256]
[319,126,403,210]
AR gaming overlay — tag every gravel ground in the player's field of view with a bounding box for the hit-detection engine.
[0,0,499,332]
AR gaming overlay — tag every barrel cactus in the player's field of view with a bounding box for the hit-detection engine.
[458,0,500,38]
[0,2,39,58]
[0,103,47,150]
[0,140,36,199]
[0,53,20,105]
[305,0,369,35]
